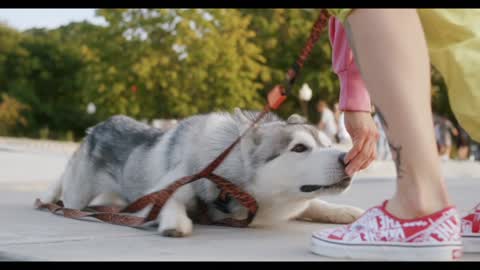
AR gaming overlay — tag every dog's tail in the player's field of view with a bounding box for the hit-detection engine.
[40,141,88,203]
[42,151,79,203]
[40,176,63,203]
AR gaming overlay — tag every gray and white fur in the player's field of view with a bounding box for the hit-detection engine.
[42,108,363,237]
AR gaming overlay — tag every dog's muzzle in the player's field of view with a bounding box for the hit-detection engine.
[300,152,351,193]
[299,176,352,192]
[300,185,324,192]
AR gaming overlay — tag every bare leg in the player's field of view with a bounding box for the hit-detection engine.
[344,9,450,218]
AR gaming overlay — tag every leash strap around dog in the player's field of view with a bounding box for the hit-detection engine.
[34,9,331,228]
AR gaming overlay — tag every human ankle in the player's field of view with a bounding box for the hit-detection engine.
[386,192,451,219]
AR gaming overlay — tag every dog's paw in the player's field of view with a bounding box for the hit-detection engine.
[158,213,193,238]
[328,206,364,224]
[298,200,364,224]
[161,229,188,238]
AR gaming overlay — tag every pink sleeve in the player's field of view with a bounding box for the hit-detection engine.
[329,16,371,112]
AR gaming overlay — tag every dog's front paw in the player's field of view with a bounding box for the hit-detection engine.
[161,229,188,238]
[329,206,364,224]
[158,213,193,238]
[298,200,365,224]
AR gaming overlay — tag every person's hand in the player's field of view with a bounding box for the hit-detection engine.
[343,111,380,176]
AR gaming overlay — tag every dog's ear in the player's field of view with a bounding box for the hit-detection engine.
[234,108,263,147]
[287,114,307,124]
[233,108,255,135]
[234,108,251,125]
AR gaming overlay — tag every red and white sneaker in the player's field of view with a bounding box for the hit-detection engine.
[311,201,463,261]
[461,203,480,253]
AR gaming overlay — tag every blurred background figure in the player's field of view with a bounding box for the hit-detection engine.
[471,141,480,161]
[456,126,471,160]
[333,103,352,145]
[372,106,391,160]
[316,100,338,142]
[433,113,459,161]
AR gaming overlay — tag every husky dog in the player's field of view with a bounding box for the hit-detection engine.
[42,108,363,237]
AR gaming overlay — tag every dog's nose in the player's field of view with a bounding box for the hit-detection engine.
[338,152,348,167]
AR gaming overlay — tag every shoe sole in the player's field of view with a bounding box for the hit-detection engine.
[463,235,480,253]
[311,236,463,261]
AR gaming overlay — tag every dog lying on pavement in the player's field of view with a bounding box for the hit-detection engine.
[42,108,363,237]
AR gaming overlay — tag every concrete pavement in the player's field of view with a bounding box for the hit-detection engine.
[1,138,479,261]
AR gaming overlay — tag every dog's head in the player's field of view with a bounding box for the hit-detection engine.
[233,108,352,200]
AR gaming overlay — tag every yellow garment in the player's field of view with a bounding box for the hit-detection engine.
[326,9,354,23]
[327,9,480,141]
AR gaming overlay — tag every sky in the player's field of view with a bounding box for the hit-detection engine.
[0,9,107,30]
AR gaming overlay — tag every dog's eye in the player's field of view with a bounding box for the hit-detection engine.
[291,144,308,153]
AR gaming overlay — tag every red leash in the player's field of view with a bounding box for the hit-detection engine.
[35,10,331,228]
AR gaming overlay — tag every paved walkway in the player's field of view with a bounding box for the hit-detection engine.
[1,139,479,261]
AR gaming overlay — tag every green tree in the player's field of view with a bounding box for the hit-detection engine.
[0,93,30,136]
[3,27,91,139]
[0,9,462,141]
[0,23,26,87]
[240,9,339,123]
[95,9,268,119]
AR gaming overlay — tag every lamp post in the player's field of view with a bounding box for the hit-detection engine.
[299,83,313,120]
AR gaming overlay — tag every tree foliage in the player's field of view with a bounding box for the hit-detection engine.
[0,93,29,136]
[0,10,455,141]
